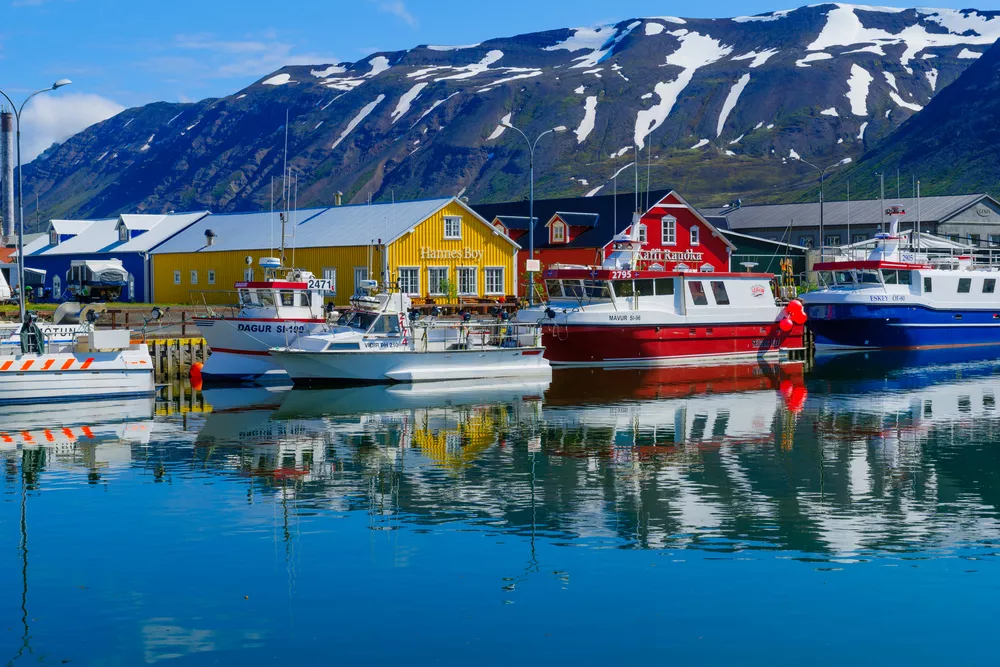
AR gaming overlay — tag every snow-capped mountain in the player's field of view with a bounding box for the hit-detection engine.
[23,3,1000,223]
[829,34,1000,198]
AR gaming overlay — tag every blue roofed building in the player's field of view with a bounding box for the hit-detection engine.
[18,211,209,302]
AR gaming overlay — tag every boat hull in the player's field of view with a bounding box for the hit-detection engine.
[270,347,552,384]
[0,345,155,405]
[539,322,805,366]
[805,303,1000,349]
[194,317,326,382]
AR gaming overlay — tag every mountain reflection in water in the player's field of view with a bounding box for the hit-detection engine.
[6,352,1000,664]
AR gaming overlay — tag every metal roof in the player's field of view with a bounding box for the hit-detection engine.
[701,194,991,231]
[492,215,536,230]
[24,212,209,256]
[553,212,600,227]
[49,220,95,236]
[152,197,516,254]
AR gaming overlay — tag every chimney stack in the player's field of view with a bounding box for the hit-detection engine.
[1,111,13,247]
[335,191,343,207]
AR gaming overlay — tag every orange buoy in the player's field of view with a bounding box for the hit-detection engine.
[190,362,204,391]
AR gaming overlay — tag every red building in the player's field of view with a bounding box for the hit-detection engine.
[475,189,734,292]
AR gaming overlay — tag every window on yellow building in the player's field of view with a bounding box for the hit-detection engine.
[458,267,477,295]
[444,216,462,239]
[398,267,419,295]
[485,267,504,295]
[208,270,216,285]
[190,270,198,285]
[173,270,181,285]
[428,267,448,295]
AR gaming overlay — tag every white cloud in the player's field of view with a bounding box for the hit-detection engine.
[374,1,417,27]
[20,93,124,162]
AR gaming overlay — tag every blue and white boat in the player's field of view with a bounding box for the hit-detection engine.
[801,207,1000,350]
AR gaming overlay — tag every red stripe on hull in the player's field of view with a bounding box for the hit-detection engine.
[542,323,805,364]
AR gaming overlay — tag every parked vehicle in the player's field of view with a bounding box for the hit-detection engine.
[64,259,128,303]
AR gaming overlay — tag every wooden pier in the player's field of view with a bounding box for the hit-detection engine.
[148,337,209,382]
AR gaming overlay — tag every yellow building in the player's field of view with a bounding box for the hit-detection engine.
[150,197,520,305]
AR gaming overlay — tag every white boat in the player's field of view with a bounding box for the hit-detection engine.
[269,283,552,384]
[516,218,807,366]
[0,311,154,405]
[193,258,330,383]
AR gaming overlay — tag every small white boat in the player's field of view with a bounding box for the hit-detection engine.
[0,311,154,405]
[269,283,551,384]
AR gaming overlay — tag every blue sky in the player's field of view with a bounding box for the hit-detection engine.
[2,0,994,159]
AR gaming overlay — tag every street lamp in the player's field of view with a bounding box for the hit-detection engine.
[792,155,851,262]
[502,120,567,305]
[0,79,72,322]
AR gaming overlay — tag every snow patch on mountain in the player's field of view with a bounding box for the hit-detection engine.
[585,185,605,197]
[717,73,751,137]
[958,48,982,59]
[412,92,460,128]
[690,138,709,149]
[574,85,585,94]
[263,73,293,86]
[883,71,898,91]
[426,43,481,51]
[548,21,642,69]
[332,94,384,150]
[733,8,793,23]
[575,96,598,143]
[732,48,779,68]
[845,64,873,116]
[140,134,155,151]
[857,121,869,140]
[808,4,1000,72]
[820,107,838,116]
[844,44,885,55]
[311,65,347,78]
[796,52,833,67]
[889,91,922,111]
[391,83,427,124]
[487,113,512,141]
[925,68,938,91]
[634,29,732,149]
[436,50,505,81]
[789,148,800,160]
[645,22,665,36]
[729,134,744,144]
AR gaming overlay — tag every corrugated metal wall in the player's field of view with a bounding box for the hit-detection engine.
[151,201,517,305]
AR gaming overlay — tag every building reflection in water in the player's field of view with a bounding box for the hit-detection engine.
[6,351,1000,563]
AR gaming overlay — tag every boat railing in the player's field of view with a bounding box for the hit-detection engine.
[411,320,542,353]
[818,244,1000,268]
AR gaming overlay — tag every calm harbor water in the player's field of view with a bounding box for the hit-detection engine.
[5,351,1000,665]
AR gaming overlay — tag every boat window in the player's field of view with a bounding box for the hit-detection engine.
[817,271,834,288]
[545,279,564,298]
[612,280,634,297]
[300,290,312,307]
[238,289,255,306]
[985,279,996,294]
[279,290,295,307]
[834,270,855,285]
[562,280,584,298]
[370,314,401,335]
[583,280,611,300]
[958,278,972,294]
[882,270,898,285]
[858,270,881,284]
[340,311,379,331]
[899,271,912,286]
[634,279,654,297]
[710,281,730,305]
[256,289,275,307]
[688,281,708,306]
[654,278,674,295]
[924,277,932,293]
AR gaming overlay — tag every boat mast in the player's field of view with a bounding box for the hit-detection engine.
[916,180,921,252]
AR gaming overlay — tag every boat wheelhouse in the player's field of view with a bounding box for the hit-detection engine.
[801,208,1000,350]
[193,258,329,382]
[517,217,806,365]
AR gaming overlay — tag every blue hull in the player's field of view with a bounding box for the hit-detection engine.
[805,303,1000,349]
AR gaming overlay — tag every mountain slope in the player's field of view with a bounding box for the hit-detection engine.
[22,4,1000,227]
[826,35,1000,199]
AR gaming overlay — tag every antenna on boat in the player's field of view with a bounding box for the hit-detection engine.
[847,181,851,255]
[645,142,651,212]
[879,173,885,234]
[916,180,921,252]
[270,176,274,256]
[634,143,639,215]
[291,170,298,269]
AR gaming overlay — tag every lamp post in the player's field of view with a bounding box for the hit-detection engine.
[502,121,567,305]
[792,155,851,262]
[0,79,73,323]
